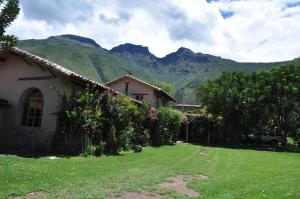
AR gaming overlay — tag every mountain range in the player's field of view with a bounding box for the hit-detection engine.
[17,34,299,103]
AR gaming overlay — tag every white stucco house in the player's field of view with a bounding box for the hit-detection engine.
[0,48,110,153]
[0,48,176,153]
[105,75,176,108]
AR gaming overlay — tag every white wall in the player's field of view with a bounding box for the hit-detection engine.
[0,52,74,151]
[108,77,162,108]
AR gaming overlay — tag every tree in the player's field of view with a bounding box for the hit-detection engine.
[196,64,300,148]
[197,72,252,145]
[153,82,175,96]
[0,0,20,51]
[260,65,300,147]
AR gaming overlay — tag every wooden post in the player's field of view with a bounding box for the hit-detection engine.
[125,81,129,96]
[207,131,210,145]
[186,122,189,142]
[175,125,179,142]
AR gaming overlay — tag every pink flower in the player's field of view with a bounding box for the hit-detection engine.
[148,107,158,122]
[104,89,117,97]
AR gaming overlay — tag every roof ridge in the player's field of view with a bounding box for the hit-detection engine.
[105,74,176,102]
[4,47,142,104]
[10,47,110,90]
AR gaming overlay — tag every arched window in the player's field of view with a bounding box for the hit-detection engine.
[22,89,44,127]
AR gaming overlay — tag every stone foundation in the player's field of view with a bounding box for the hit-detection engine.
[0,127,53,153]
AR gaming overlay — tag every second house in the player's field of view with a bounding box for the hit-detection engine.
[106,75,176,108]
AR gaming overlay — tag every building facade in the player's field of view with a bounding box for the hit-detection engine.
[0,48,109,153]
[106,75,176,108]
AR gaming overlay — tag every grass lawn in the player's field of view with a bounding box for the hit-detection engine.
[0,143,300,199]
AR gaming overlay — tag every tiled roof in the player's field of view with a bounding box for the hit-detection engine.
[106,75,176,102]
[172,104,202,108]
[9,47,111,91]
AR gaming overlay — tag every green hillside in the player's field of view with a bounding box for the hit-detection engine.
[18,34,295,103]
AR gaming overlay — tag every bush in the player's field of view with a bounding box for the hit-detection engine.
[100,93,139,154]
[188,107,221,144]
[131,103,155,146]
[53,86,184,156]
[53,85,103,155]
[53,86,139,155]
[156,107,184,145]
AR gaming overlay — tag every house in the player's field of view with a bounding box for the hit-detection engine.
[105,75,176,108]
[0,48,111,153]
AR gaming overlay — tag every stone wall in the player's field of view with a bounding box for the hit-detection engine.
[0,126,54,153]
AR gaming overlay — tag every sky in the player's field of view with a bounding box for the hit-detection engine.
[6,0,300,62]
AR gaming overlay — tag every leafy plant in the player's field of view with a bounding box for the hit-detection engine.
[152,81,176,96]
[197,64,300,148]
[53,85,185,156]
[100,92,139,154]
[156,107,184,145]
[0,0,20,50]
[53,85,103,155]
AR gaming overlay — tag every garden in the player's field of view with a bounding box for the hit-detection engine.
[1,144,300,198]
[2,64,300,198]
[52,86,184,156]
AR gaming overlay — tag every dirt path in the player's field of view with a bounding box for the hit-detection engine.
[9,192,46,199]
[110,175,208,198]
[109,192,162,199]
[159,175,208,197]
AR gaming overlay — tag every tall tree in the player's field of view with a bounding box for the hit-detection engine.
[262,65,300,147]
[0,0,20,51]
[197,64,300,147]
[197,72,251,145]
[153,82,176,96]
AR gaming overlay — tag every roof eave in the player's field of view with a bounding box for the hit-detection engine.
[160,91,176,102]
[2,48,143,105]
[8,47,111,90]
[106,75,176,102]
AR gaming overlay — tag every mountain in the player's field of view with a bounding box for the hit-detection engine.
[17,34,294,103]
[56,34,101,48]
[111,43,151,55]
[161,47,203,64]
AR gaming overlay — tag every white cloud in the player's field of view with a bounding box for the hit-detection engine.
[6,0,300,62]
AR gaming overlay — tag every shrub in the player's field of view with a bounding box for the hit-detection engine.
[53,85,184,156]
[100,93,139,154]
[156,107,184,145]
[188,106,221,144]
[132,102,154,146]
[53,86,139,155]
[53,85,103,155]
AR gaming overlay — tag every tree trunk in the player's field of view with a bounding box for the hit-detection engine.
[185,123,189,142]
[207,130,210,145]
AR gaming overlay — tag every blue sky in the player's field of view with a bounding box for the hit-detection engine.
[287,1,300,7]
[7,0,300,62]
[220,10,235,19]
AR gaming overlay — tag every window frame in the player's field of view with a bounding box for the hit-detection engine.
[135,95,144,101]
[21,89,44,128]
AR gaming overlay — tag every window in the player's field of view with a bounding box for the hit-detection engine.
[22,89,44,127]
[135,95,144,101]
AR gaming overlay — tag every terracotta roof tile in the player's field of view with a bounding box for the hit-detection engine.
[106,75,176,102]
[9,47,110,90]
